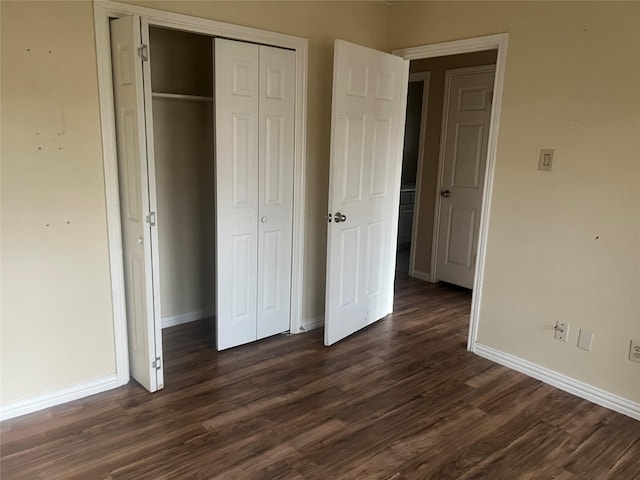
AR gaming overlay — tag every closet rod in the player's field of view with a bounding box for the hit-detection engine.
[152,92,213,102]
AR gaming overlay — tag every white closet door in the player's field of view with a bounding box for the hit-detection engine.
[110,16,162,391]
[257,45,295,339]
[215,38,260,350]
[324,40,409,346]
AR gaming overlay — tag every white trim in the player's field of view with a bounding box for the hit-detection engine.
[406,72,430,280]
[474,344,640,421]
[409,269,431,282]
[393,33,509,351]
[162,309,215,329]
[301,315,324,332]
[290,32,309,335]
[392,33,507,61]
[93,2,130,387]
[0,375,119,421]
[430,64,496,287]
[93,1,309,387]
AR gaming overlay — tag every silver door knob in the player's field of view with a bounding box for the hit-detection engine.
[137,237,143,244]
[260,216,267,223]
[440,190,451,198]
[334,212,347,223]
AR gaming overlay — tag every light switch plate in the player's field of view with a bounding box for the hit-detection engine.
[577,329,593,351]
[538,148,554,171]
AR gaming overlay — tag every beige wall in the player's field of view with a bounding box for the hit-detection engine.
[152,102,216,318]
[390,1,640,402]
[409,51,498,277]
[1,1,116,403]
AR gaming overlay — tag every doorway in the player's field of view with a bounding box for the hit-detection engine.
[396,50,498,291]
[393,34,508,350]
[322,36,507,349]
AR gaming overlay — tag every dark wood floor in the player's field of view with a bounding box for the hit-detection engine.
[2,274,639,479]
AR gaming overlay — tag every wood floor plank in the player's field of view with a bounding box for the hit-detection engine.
[1,273,638,478]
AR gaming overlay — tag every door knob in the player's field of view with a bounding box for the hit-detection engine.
[260,216,267,223]
[334,212,347,223]
[137,237,143,244]
[440,190,451,198]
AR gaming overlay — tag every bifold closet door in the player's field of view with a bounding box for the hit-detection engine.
[110,15,163,391]
[215,39,260,350]
[215,38,295,350]
[257,45,295,340]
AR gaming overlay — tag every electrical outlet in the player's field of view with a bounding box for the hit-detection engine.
[629,340,640,364]
[554,321,569,342]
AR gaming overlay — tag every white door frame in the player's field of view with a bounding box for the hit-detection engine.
[93,1,308,386]
[430,64,496,288]
[406,71,431,281]
[393,33,509,351]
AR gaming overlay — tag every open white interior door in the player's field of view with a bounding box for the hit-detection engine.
[110,16,163,391]
[325,40,409,346]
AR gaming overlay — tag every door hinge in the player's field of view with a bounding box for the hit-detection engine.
[138,44,149,61]
[146,211,156,226]
[152,357,161,370]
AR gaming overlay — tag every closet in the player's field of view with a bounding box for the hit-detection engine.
[109,17,295,392]
[149,27,216,335]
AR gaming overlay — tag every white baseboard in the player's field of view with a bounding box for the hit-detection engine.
[162,308,214,329]
[301,315,324,332]
[474,343,640,421]
[409,269,431,282]
[0,374,119,421]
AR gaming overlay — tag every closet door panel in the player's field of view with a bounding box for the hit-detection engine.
[110,15,161,392]
[215,38,260,350]
[257,45,295,339]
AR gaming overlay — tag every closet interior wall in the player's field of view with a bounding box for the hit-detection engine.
[149,27,216,326]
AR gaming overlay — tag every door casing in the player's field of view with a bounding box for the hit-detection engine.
[94,1,308,386]
[393,33,509,352]
[406,72,431,282]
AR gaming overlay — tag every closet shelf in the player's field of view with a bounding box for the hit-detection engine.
[152,92,213,102]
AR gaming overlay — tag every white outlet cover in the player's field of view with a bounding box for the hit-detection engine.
[577,329,594,351]
[554,321,569,342]
[630,340,640,364]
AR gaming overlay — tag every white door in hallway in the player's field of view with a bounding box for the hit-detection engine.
[324,40,409,346]
[435,65,495,289]
[110,15,163,392]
